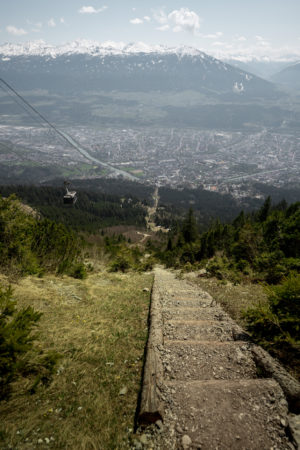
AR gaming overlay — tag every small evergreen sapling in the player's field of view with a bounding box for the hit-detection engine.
[0,284,41,400]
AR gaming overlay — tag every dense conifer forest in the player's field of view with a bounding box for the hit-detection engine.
[0,185,148,232]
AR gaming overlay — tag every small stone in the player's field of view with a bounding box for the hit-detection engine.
[182,435,192,448]
[119,386,128,396]
[45,437,50,444]
[78,406,83,410]
[280,419,286,427]
[176,424,183,433]
[37,439,43,445]
[133,439,142,450]
[140,434,148,444]
[155,420,163,431]
[143,288,150,292]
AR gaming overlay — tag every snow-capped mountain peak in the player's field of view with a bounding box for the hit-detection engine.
[0,39,208,59]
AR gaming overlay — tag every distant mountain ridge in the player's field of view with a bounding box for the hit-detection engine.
[0,40,209,57]
[0,40,277,99]
[271,61,300,90]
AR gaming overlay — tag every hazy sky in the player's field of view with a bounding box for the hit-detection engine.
[1,0,300,60]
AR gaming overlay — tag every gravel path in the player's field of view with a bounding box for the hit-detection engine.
[136,267,295,450]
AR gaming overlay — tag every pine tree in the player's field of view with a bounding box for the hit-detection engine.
[181,208,198,243]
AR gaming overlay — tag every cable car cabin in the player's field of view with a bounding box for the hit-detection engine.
[63,184,77,205]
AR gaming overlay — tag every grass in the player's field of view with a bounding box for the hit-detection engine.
[185,273,268,328]
[0,270,153,449]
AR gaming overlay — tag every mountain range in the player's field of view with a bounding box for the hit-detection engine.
[0,40,278,99]
[1,40,298,130]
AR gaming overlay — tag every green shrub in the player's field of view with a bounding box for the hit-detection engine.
[0,285,41,399]
[0,195,82,276]
[71,263,87,279]
[244,274,300,364]
[137,259,154,272]
[0,284,60,400]
[109,255,132,273]
[206,259,223,280]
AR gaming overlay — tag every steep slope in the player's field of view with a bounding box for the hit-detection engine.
[272,61,300,90]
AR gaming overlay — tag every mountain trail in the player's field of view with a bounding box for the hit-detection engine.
[137,267,298,449]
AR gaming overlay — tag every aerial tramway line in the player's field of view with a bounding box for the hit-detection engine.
[0,77,77,205]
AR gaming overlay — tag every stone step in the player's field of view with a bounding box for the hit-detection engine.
[164,320,234,342]
[162,341,257,381]
[160,379,290,450]
[163,297,214,308]
[163,307,230,322]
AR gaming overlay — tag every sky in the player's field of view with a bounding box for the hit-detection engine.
[1,0,300,61]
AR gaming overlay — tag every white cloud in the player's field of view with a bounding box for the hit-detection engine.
[153,7,201,34]
[212,41,223,47]
[6,25,27,36]
[78,5,107,14]
[157,24,170,32]
[48,18,56,28]
[144,16,151,22]
[130,18,143,25]
[168,8,201,34]
[60,17,65,24]
[237,36,246,42]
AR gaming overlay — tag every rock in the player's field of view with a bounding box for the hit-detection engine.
[198,269,207,277]
[37,439,43,445]
[143,288,150,292]
[45,437,50,444]
[119,386,128,396]
[133,439,143,449]
[155,419,163,431]
[140,434,148,444]
[182,434,192,448]
[288,414,300,449]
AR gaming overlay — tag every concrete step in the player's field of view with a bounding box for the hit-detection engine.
[163,297,214,308]
[160,379,290,450]
[163,306,230,322]
[162,341,257,381]
[164,320,234,342]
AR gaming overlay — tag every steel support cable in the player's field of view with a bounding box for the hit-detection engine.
[0,78,74,148]
[0,82,46,127]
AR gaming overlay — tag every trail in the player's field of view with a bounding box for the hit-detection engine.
[138,267,298,449]
[145,186,169,233]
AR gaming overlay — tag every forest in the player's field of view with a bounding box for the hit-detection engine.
[155,185,262,230]
[153,198,300,376]
[0,184,148,232]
